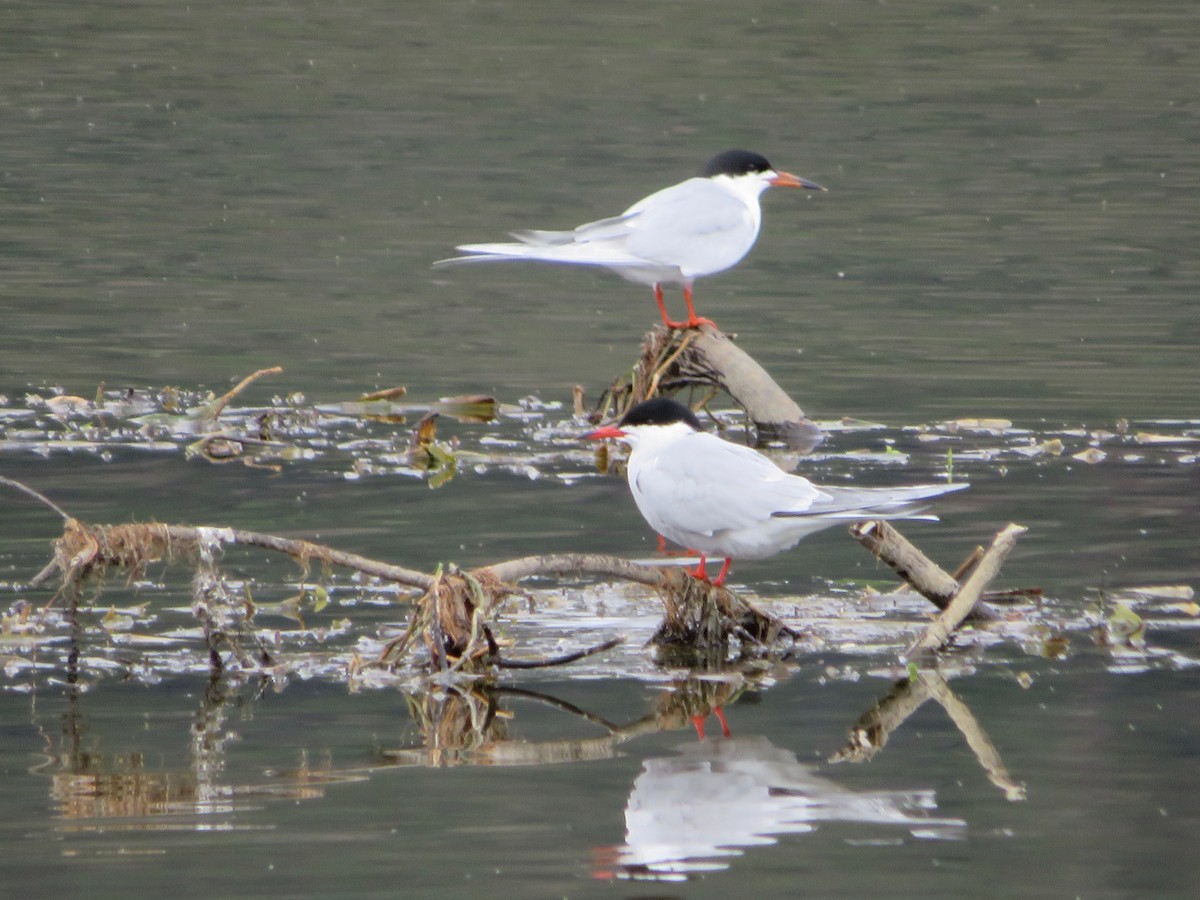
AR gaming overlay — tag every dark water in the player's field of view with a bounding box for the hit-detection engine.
[2,1,1198,897]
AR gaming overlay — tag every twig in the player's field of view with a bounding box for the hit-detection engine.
[497,636,625,669]
[30,521,435,591]
[646,330,697,399]
[0,475,70,521]
[200,366,284,422]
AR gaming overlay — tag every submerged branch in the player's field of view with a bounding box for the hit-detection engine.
[19,474,1021,677]
[497,636,626,669]
[200,366,284,423]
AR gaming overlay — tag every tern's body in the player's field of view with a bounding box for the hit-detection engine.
[587,399,966,584]
[435,150,823,329]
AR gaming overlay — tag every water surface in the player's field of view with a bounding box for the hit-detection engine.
[2,1,1198,897]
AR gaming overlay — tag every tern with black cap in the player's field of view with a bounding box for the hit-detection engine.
[586,398,966,586]
[435,150,824,330]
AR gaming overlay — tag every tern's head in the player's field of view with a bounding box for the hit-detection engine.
[700,149,825,193]
[584,397,702,447]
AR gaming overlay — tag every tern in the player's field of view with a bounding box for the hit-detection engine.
[586,398,967,585]
[434,149,824,330]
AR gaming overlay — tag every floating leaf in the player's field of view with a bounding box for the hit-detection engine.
[1072,448,1106,464]
[1041,634,1070,658]
[433,394,498,423]
[45,395,92,415]
[312,585,330,613]
[1107,602,1146,646]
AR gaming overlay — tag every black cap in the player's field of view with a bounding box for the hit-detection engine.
[699,149,774,178]
[619,398,703,430]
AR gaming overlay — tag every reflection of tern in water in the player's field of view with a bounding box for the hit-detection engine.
[595,735,965,881]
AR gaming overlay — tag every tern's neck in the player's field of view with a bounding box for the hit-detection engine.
[712,173,773,204]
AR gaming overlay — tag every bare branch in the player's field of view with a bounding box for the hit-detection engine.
[483,553,666,587]
[0,475,71,522]
[200,366,284,422]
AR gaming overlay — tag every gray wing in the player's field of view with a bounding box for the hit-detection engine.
[773,482,969,519]
[631,431,822,537]
[623,179,752,267]
[512,212,640,247]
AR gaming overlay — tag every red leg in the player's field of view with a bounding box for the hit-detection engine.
[654,283,708,330]
[653,284,679,328]
[690,714,707,740]
[689,554,710,582]
[713,706,731,738]
[680,284,717,330]
[711,557,732,587]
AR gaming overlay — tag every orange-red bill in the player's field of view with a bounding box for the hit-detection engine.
[770,171,826,190]
[584,425,627,441]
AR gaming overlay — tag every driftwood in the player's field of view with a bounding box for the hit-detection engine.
[15,464,1027,677]
[27,515,793,674]
[850,520,1001,623]
[26,513,1020,676]
[598,324,823,449]
[851,518,1029,653]
[905,523,1026,656]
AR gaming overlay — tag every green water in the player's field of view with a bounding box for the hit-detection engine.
[1,1,1198,896]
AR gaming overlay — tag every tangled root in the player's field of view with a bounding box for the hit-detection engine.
[53,519,175,584]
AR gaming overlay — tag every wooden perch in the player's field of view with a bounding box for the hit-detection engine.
[29,516,794,674]
[608,324,823,449]
[17,469,1021,678]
